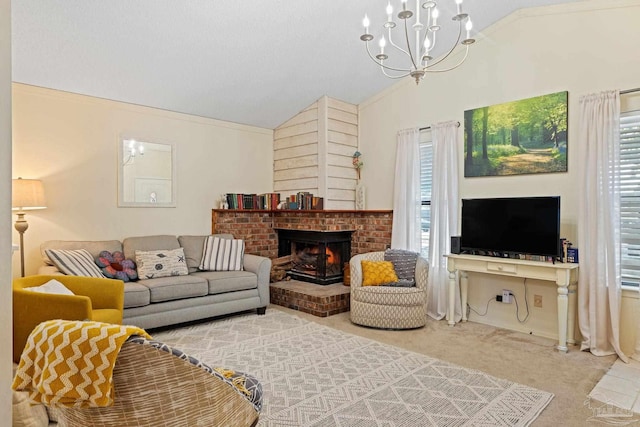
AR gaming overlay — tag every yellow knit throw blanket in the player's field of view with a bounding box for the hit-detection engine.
[12,319,151,408]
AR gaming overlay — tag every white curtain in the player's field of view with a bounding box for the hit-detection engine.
[427,121,461,321]
[391,128,421,252]
[577,90,627,362]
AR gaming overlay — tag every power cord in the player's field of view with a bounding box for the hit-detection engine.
[510,278,530,323]
[466,295,498,317]
[467,278,531,323]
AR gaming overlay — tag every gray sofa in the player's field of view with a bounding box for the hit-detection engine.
[38,234,271,330]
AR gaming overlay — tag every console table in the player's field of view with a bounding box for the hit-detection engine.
[445,254,579,352]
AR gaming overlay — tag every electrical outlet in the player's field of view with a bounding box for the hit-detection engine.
[502,289,512,304]
[534,294,543,308]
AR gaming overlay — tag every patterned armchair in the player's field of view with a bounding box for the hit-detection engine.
[54,337,262,427]
[350,251,429,329]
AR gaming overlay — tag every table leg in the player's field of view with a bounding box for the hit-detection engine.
[448,270,456,326]
[460,271,468,322]
[556,285,569,352]
[566,281,578,345]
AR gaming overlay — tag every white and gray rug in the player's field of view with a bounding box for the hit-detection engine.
[153,310,553,426]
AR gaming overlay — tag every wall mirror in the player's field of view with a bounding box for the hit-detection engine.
[118,137,176,207]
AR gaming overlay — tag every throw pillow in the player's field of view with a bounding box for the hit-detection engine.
[95,250,138,282]
[44,249,105,278]
[135,248,188,279]
[361,260,398,286]
[384,248,418,285]
[25,279,74,296]
[199,236,244,271]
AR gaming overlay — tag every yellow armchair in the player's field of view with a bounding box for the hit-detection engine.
[13,275,124,363]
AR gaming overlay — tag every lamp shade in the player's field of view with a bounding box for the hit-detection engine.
[12,178,47,211]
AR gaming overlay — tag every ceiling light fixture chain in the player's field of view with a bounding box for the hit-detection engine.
[360,0,475,85]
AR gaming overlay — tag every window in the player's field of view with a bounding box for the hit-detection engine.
[620,110,640,287]
[419,131,432,259]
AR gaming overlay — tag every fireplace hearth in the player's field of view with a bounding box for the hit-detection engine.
[276,229,352,285]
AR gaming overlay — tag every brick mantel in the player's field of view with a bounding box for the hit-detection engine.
[211,209,393,259]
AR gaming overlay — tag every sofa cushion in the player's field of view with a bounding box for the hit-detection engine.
[199,236,244,271]
[191,271,257,295]
[135,248,189,279]
[123,282,151,308]
[41,240,122,266]
[178,235,207,273]
[45,249,106,278]
[122,235,180,260]
[138,275,208,303]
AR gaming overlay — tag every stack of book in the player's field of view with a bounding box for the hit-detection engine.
[224,193,281,210]
[284,192,323,210]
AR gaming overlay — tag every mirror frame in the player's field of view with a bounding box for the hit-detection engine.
[117,136,177,208]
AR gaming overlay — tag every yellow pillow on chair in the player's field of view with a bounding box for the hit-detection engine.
[361,260,399,286]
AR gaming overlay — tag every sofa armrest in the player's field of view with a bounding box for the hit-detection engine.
[415,256,429,289]
[243,254,271,307]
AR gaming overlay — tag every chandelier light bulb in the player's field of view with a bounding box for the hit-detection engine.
[401,0,408,10]
[362,14,370,30]
[379,36,386,52]
[386,2,393,18]
[424,37,431,50]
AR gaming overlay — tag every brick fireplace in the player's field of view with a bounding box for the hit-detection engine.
[211,209,393,261]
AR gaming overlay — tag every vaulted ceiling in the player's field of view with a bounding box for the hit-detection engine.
[12,0,583,129]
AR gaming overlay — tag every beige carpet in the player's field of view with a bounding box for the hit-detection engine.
[268,305,616,427]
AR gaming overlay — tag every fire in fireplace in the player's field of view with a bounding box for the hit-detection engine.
[276,229,352,285]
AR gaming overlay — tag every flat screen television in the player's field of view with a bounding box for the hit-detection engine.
[460,196,561,258]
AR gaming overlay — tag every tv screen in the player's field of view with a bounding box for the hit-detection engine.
[460,196,560,258]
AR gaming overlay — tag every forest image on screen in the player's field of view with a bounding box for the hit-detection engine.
[460,196,560,258]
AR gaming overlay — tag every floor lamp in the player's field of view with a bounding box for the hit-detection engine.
[12,178,47,277]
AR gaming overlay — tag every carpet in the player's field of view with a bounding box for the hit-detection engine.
[153,310,553,426]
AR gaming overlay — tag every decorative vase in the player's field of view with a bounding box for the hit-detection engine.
[355,183,366,210]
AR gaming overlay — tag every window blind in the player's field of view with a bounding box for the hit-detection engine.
[620,111,640,287]
[419,132,433,258]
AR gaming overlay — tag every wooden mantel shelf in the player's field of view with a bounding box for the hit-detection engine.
[212,209,393,214]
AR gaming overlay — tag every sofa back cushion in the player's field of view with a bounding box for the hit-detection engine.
[122,235,180,260]
[178,234,235,273]
[41,240,122,266]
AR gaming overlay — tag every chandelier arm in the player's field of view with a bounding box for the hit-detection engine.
[424,22,464,69]
[387,26,412,59]
[425,46,470,72]
[403,18,419,70]
[365,42,413,73]
[381,67,411,79]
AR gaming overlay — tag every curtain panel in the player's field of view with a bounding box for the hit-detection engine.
[427,121,461,321]
[391,128,421,252]
[577,90,627,361]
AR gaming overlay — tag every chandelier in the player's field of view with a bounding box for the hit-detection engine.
[360,0,475,84]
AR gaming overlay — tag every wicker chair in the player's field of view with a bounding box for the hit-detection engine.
[350,251,429,329]
[55,337,262,427]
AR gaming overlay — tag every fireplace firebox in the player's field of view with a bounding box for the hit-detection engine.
[276,229,352,285]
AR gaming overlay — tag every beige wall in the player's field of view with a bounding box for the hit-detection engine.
[1,0,12,420]
[358,0,640,350]
[12,84,274,277]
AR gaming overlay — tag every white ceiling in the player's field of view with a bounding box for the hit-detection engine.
[12,0,583,129]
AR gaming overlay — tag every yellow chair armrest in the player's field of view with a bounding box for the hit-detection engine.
[62,277,125,311]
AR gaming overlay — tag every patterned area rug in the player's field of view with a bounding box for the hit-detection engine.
[153,310,553,426]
